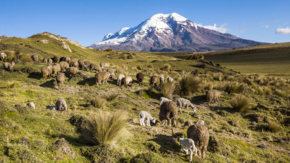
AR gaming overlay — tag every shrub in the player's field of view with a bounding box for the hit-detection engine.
[84,110,128,146]
[175,74,202,97]
[4,51,16,62]
[187,53,204,60]
[161,82,175,99]
[20,54,33,62]
[268,121,281,133]
[91,97,107,108]
[230,95,251,112]
[163,64,171,72]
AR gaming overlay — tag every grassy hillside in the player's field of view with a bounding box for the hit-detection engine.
[0,34,290,162]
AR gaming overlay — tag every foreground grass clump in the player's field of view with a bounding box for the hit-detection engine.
[84,110,128,146]
[175,74,202,96]
[162,64,171,72]
[230,95,251,112]
[91,96,107,108]
[187,53,204,60]
[7,81,15,88]
[268,121,281,133]
[161,82,175,99]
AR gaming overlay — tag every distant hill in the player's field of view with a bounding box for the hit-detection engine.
[89,13,267,52]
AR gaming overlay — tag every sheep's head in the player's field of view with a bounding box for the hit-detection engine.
[191,105,197,112]
[151,117,156,123]
[11,61,15,67]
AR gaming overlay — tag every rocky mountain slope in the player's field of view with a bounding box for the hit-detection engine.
[89,13,266,52]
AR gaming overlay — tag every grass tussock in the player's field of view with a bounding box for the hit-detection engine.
[85,110,128,146]
[175,73,202,97]
[230,95,251,112]
[163,64,171,72]
[20,54,33,62]
[4,51,17,62]
[268,121,281,133]
[91,96,107,108]
[102,94,118,102]
[137,65,142,70]
[187,53,204,60]
[7,81,15,88]
[161,82,175,99]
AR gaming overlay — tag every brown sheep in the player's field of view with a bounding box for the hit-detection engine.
[100,62,109,68]
[136,73,144,85]
[78,60,86,70]
[122,76,133,87]
[187,120,209,159]
[159,101,178,126]
[31,55,38,62]
[107,67,115,79]
[90,63,102,72]
[52,64,61,77]
[64,57,71,64]
[43,58,48,63]
[51,56,58,63]
[59,61,69,72]
[95,72,110,87]
[48,58,53,64]
[71,60,79,68]
[3,61,15,72]
[41,65,53,79]
[65,67,78,77]
[150,75,159,87]
[84,61,91,67]
[207,90,221,104]
[56,73,65,89]
[59,57,66,62]
[70,57,78,66]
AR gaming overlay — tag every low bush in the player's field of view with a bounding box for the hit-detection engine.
[20,54,33,62]
[187,53,204,60]
[175,74,202,97]
[268,121,281,133]
[7,81,15,88]
[161,82,175,99]
[163,64,171,72]
[230,95,251,112]
[91,97,107,108]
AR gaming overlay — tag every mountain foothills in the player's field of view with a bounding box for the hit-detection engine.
[89,13,266,52]
[0,32,290,162]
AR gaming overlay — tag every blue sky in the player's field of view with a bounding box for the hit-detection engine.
[0,0,289,46]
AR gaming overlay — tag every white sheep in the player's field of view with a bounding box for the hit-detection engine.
[55,99,67,111]
[160,76,165,85]
[117,74,125,86]
[27,102,35,109]
[177,98,197,113]
[160,97,172,106]
[84,65,89,71]
[167,77,174,82]
[180,138,198,162]
[0,53,7,61]
[139,111,156,126]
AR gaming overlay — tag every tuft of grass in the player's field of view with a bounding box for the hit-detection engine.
[7,81,15,88]
[187,53,204,60]
[91,97,107,108]
[268,121,281,133]
[137,65,142,70]
[161,82,175,99]
[20,54,33,62]
[4,51,16,62]
[116,68,123,74]
[102,94,118,102]
[84,110,128,146]
[230,95,251,112]
[275,89,288,97]
[175,73,202,97]
[162,64,171,72]
[147,65,153,68]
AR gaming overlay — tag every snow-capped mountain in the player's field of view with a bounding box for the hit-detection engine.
[89,13,265,52]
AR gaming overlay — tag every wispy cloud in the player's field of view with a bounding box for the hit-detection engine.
[200,23,229,33]
[276,27,290,35]
[261,24,270,28]
[241,29,248,33]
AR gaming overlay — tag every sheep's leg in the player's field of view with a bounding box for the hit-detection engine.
[169,119,171,126]
[179,107,182,113]
[139,118,143,126]
[194,147,198,156]
[187,106,189,114]
[147,119,151,126]
[189,149,193,161]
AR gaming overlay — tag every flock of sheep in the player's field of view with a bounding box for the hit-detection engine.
[1,53,222,161]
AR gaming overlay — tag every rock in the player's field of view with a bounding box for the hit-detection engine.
[251,121,257,125]
[67,40,85,49]
[257,143,267,149]
[38,40,49,44]
[228,120,239,127]
[53,139,75,158]
[61,42,72,52]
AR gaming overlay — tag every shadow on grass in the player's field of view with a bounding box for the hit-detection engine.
[50,134,91,147]
[134,89,162,100]
[77,77,95,86]
[191,95,207,105]
[39,79,55,88]
[28,73,42,80]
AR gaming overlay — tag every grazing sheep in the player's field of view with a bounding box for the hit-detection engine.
[207,90,221,104]
[78,60,86,70]
[84,61,91,67]
[150,75,159,87]
[59,57,66,62]
[122,76,133,87]
[43,58,48,63]
[46,105,56,110]
[107,67,115,79]
[167,77,174,82]
[59,61,69,72]
[41,65,53,79]
[70,57,78,66]
[90,63,102,72]
[84,65,89,71]
[31,55,38,62]
[27,102,35,109]
[160,97,172,106]
[136,73,144,85]
[100,62,109,68]
[52,64,61,77]
[95,72,110,87]
[3,61,15,72]
[139,111,156,126]
[187,120,209,159]
[177,98,197,113]
[48,58,53,64]
[55,99,67,111]
[51,56,58,63]
[70,60,79,68]
[56,73,65,89]
[64,57,71,64]
[160,76,165,85]
[159,101,178,126]
[117,74,125,86]
[0,53,7,61]
[180,138,198,162]
[65,67,78,77]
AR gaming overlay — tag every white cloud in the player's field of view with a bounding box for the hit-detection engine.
[241,29,248,33]
[201,23,229,33]
[261,24,270,28]
[276,27,290,35]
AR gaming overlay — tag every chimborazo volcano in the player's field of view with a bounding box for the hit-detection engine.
[89,13,266,52]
